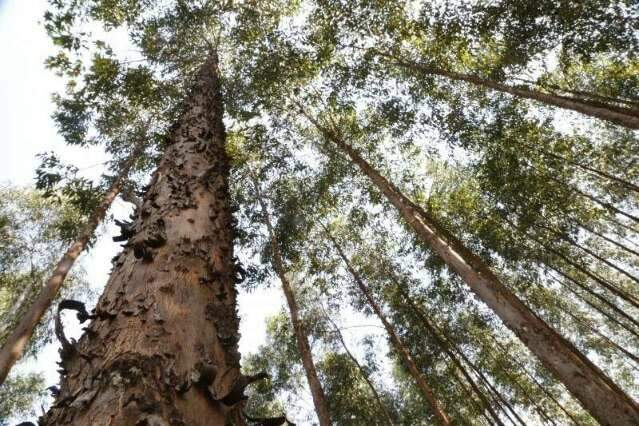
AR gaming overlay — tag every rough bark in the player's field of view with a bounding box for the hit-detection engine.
[381,53,639,129]
[303,114,639,425]
[41,52,252,425]
[252,177,333,426]
[0,144,142,385]
[323,226,451,426]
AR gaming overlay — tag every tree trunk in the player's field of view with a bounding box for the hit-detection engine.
[322,226,451,426]
[320,304,395,426]
[41,52,252,425]
[521,142,639,194]
[252,177,333,426]
[303,114,639,425]
[489,336,584,426]
[0,143,142,385]
[396,286,504,426]
[574,220,639,259]
[381,53,639,129]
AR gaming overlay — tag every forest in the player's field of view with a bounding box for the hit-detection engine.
[0,0,638,424]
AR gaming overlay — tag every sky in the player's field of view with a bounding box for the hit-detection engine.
[0,0,285,419]
[0,1,399,424]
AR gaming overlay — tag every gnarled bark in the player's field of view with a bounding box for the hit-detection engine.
[302,112,639,425]
[41,52,251,425]
[252,177,333,426]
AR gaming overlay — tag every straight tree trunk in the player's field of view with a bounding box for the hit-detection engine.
[320,304,395,426]
[0,143,142,385]
[302,112,639,425]
[574,220,639,259]
[42,52,252,425]
[380,53,639,129]
[489,336,584,425]
[521,142,639,194]
[395,286,504,426]
[549,273,639,340]
[322,226,451,426]
[252,177,333,426]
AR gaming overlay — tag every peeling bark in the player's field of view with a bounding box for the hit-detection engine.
[0,143,142,385]
[252,177,333,426]
[41,51,251,425]
[302,111,639,425]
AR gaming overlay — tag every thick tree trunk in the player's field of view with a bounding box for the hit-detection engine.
[382,54,639,129]
[304,114,639,425]
[252,178,333,426]
[41,52,252,425]
[323,226,451,426]
[0,144,142,385]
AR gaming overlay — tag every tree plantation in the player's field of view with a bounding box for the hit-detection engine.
[0,0,638,424]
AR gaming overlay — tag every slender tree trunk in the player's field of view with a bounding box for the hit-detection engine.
[509,76,639,109]
[550,273,639,340]
[301,112,639,425]
[320,304,395,426]
[252,177,333,426]
[563,309,639,367]
[381,53,639,129]
[574,220,639,259]
[0,143,142,385]
[521,142,639,194]
[322,226,451,426]
[41,52,252,425]
[548,175,639,226]
[394,285,504,426]
[529,218,639,286]
[489,336,584,426]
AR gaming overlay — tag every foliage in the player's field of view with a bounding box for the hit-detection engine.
[2,0,635,423]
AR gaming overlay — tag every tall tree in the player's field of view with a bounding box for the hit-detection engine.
[41,51,259,424]
[322,224,451,425]
[252,174,333,425]
[378,52,639,129]
[0,144,142,384]
[299,106,639,425]
[0,185,90,421]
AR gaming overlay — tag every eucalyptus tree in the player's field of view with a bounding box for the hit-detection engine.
[0,185,91,420]
[22,0,305,423]
[0,145,142,384]
[7,0,639,423]
[251,173,333,425]
[322,224,451,425]
[293,101,639,424]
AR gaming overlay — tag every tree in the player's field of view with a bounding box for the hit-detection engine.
[4,0,639,423]
[296,103,639,425]
[0,145,142,384]
[252,173,333,425]
[0,185,90,421]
